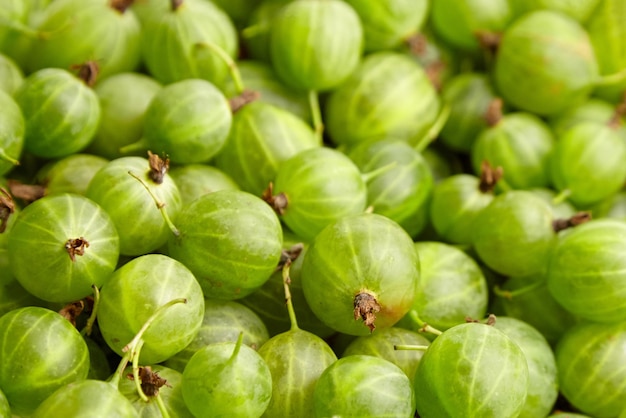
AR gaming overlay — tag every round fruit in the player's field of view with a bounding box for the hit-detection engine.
[0,89,23,177]
[168,164,240,206]
[301,213,419,335]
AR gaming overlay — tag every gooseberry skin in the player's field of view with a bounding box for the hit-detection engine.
[547,219,626,323]
[7,193,119,303]
[494,317,559,418]
[97,254,205,365]
[301,213,419,336]
[213,101,318,196]
[182,340,272,418]
[549,122,626,207]
[0,89,23,176]
[556,321,626,417]
[269,0,363,91]
[494,10,599,116]
[32,380,138,418]
[86,156,182,256]
[324,51,440,148]
[36,154,109,196]
[0,388,8,418]
[0,306,90,416]
[168,164,240,206]
[272,147,367,242]
[14,68,101,159]
[472,190,555,277]
[414,323,529,418]
[167,190,283,300]
[141,79,233,164]
[313,355,416,418]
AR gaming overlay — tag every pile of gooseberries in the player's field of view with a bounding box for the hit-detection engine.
[2,0,626,417]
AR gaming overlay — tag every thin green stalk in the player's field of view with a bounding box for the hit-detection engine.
[308,90,324,144]
[119,137,148,155]
[595,68,626,87]
[228,332,245,363]
[132,340,148,402]
[195,41,244,95]
[155,393,171,418]
[80,284,100,337]
[552,188,572,205]
[282,259,299,331]
[394,344,429,351]
[407,310,443,336]
[0,148,19,166]
[128,170,181,238]
[493,280,545,300]
[413,104,451,153]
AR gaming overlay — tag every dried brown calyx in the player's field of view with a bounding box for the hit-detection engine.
[465,313,497,326]
[353,290,381,332]
[148,151,170,184]
[276,243,304,272]
[475,30,502,55]
[66,237,90,262]
[405,33,446,91]
[0,187,15,233]
[608,91,626,129]
[58,300,85,327]
[109,0,134,13]
[71,61,100,87]
[171,0,184,10]
[261,182,288,216]
[552,211,592,233]
[478,160,503,193]
[7,179,46,204]
[229,90,261,113]
[127,366,171,397]
[484,98,504,127]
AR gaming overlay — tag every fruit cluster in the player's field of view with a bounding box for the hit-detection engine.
[1,0,626,417]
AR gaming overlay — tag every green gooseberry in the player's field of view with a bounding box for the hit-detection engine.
[472,190,556,277]
[0,388,8,418]
[556,320,626,417]
[301,213,419,336]
[240,0,291,63]
[439,72,499,153]
[344,0,428,52]
[167,189,283,300]
[494,10,599,116]
[32,380,138,418]
[222,60,310,121]
[430,0,513,53]
[85,337,111,381]
[314,355,416,417]
[0,89,23,177]
[0,0,30,67]
[26,0,141,79]
[471,100,555,189]
[168,164,240,206]
[325,51,440,147]
[35,153,109,196]
[86,155,182,256]
[125,79,232,164]
[8,193,119,303]
[140,0,238,89]
[530,188,577,219]
[118,365,192,418]
[89,72,162,160]
[587,0,626,102]
[429,172,496,245]
[214,101,318,196]
[0,52,23,96]
[266,146,367,242]
[549,98,626,140]
[269,0,363,91]
[0,306,90,416]
[240,243,336,339]
[0,280,43,317]
[547,218,626,323]
[182,335,272,418]
[211,0,263,27]
[15,67,100,159]
[494,317,559,418]
[342,327,431,380]
[403,241,489,332]
[346,138,434,238]
[97,253,205,365]
[549,121,626,208]
[510,0,600,23]
[414,322,529,418]
[495,274,578,346]
[163,298,270,373]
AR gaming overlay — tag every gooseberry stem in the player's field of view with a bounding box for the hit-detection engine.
[195,41,245,95]
[595,67,626,87]
[282,259,300,331]
[407,310,443,336]
[413,104,451,153]
[394,344,429,351]
[493,280,545,300]
[155,394,171,418]
[119,137,148,155]
[360,161,397,184]
[241,23,267,39]
[127,170,181,238]
[80,284,100,337]
[228,332,245,363]
[552,188,572,205]
[132,340,149,402]
[0,148,19,166]
[308,90,324,145]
